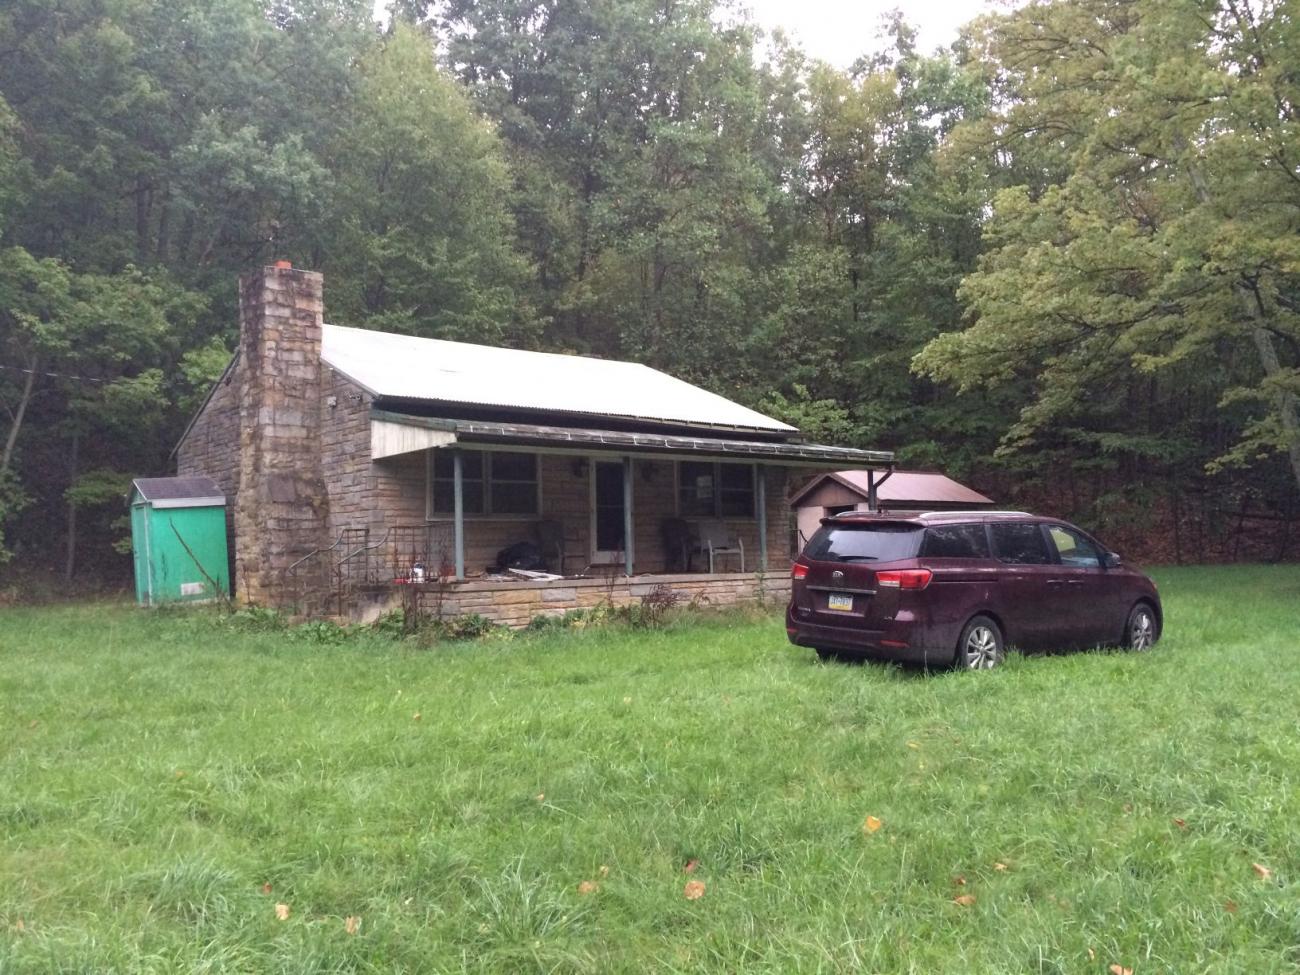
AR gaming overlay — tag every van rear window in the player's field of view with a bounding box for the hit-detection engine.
[804,524,922,563]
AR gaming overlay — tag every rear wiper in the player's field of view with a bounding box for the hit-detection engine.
[836,555,877,562]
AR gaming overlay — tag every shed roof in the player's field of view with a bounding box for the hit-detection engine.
[131,476,225,506]
[321,324,795,434]
[789,470,994,507]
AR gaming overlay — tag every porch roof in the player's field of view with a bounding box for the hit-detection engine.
[371,409,893,467]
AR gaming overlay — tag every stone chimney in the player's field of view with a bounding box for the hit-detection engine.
[234,263,330,605]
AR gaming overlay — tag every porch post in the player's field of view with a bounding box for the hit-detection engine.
[756,463,767,571]
[623,455,634,576]
[452,450,465,580]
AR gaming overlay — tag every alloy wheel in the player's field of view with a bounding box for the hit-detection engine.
[1129,609,1156,651]
[963,625,1002,669]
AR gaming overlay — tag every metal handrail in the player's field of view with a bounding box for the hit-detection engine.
[336,527,392,572]
[287,530,350,576]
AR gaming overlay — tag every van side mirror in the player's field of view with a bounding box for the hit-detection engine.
[1102,551,1122,569]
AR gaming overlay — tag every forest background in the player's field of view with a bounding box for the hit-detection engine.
[1,0,1297,588]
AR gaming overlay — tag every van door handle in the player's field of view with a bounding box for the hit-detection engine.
[1046,579,1063,587]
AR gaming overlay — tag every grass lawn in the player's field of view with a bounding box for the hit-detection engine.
[1,566,1299,973]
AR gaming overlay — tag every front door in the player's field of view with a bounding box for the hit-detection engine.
[592,461,626,563]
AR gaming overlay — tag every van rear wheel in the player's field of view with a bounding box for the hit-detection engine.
[957,616,1005,670]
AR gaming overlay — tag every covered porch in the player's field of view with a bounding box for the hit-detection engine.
[299,409,893,624]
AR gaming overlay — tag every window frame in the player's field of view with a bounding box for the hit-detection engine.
[674,460,757,520]
[426,449,543,520]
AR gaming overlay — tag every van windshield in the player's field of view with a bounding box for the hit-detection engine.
[804,524,922,563]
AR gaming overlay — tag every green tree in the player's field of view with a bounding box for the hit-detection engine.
[915,0,1300,499]
[322,25,533,342]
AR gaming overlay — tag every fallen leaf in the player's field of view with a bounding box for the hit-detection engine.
[953,894,976,907]
[1224,900,1238,914]
[1087,948,1096,961]
[863,815,883,834]
[260,882,273,895]
[598,864,610,877]
[906,741,920,749]
[1122,803,1133,814]
[344,915,361,935]
[412,712,421,722]
[1109,965,1132,975]
[274,903,290,921]
[535,793,545,803]
[577,881,599,895]
[1172,818,1187,830]
[683,859,700,874]
[13,919,24,932]
[993,862,1008,872]
[953,875,967,886]
[174,770,186,779]
[622,696,632,704]
[683,880,706,900]
[1252,862,1272,879]
[28,720,38,729]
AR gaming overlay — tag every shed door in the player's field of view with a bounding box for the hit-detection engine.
[131,503,151,606]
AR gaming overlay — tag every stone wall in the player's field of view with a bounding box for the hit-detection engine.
[176,360,241,581]
[415,571,793,629]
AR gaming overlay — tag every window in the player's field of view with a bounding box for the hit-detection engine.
[921,524,991,559]
[430,451,538,516]
[805,524,922,563]
[1046,525,1102,568]
[678,462,754,518]
[989,522,1052,565]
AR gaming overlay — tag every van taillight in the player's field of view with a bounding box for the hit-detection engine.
[792,563,808,581]
[876,568,932,590]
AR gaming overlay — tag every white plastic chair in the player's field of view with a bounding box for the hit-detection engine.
[696,520,744,573]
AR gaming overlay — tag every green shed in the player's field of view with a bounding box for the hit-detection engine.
[130,476,230,606]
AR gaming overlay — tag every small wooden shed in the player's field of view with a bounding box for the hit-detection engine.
[129,476,230,606]
[790,469,995,547]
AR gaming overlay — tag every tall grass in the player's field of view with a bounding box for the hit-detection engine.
[1,565,1298,973]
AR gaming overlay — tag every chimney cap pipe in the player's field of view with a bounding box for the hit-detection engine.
[272,259,292,269]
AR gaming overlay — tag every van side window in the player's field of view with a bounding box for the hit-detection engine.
[1046,525,1102,567]
[921,525,990,559]
[989,522,1052,565]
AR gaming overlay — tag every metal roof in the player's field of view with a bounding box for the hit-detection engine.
[131,476,225,506]
[789,469,994,507]
[322,324,796,434]
[372,411,894,466]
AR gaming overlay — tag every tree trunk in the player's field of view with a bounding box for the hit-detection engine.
[64,429,79,583]
[1,355,38,475]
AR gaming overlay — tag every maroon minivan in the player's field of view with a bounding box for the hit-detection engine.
[786,511,1161,669]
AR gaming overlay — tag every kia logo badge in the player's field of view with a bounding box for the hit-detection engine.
[832,570,844,583]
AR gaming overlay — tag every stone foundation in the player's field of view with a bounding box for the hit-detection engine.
[403,572,791,629]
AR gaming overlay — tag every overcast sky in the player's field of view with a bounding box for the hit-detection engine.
[376,1,1005,68]
[742,0,1003,66]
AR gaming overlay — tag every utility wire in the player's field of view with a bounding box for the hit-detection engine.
[0,362,109,383]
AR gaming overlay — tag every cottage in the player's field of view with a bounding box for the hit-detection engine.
[790,469,995,549]
[175,264,892,625]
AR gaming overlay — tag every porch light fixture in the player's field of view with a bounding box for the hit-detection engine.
[571,458,589,479]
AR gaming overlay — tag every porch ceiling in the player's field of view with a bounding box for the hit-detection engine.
[370,409,893,467]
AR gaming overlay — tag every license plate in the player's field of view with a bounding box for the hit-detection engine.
[827,593,854,612]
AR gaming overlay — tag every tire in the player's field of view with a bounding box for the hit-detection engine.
[956,615,1005,670]
[1123,602,1159,651]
